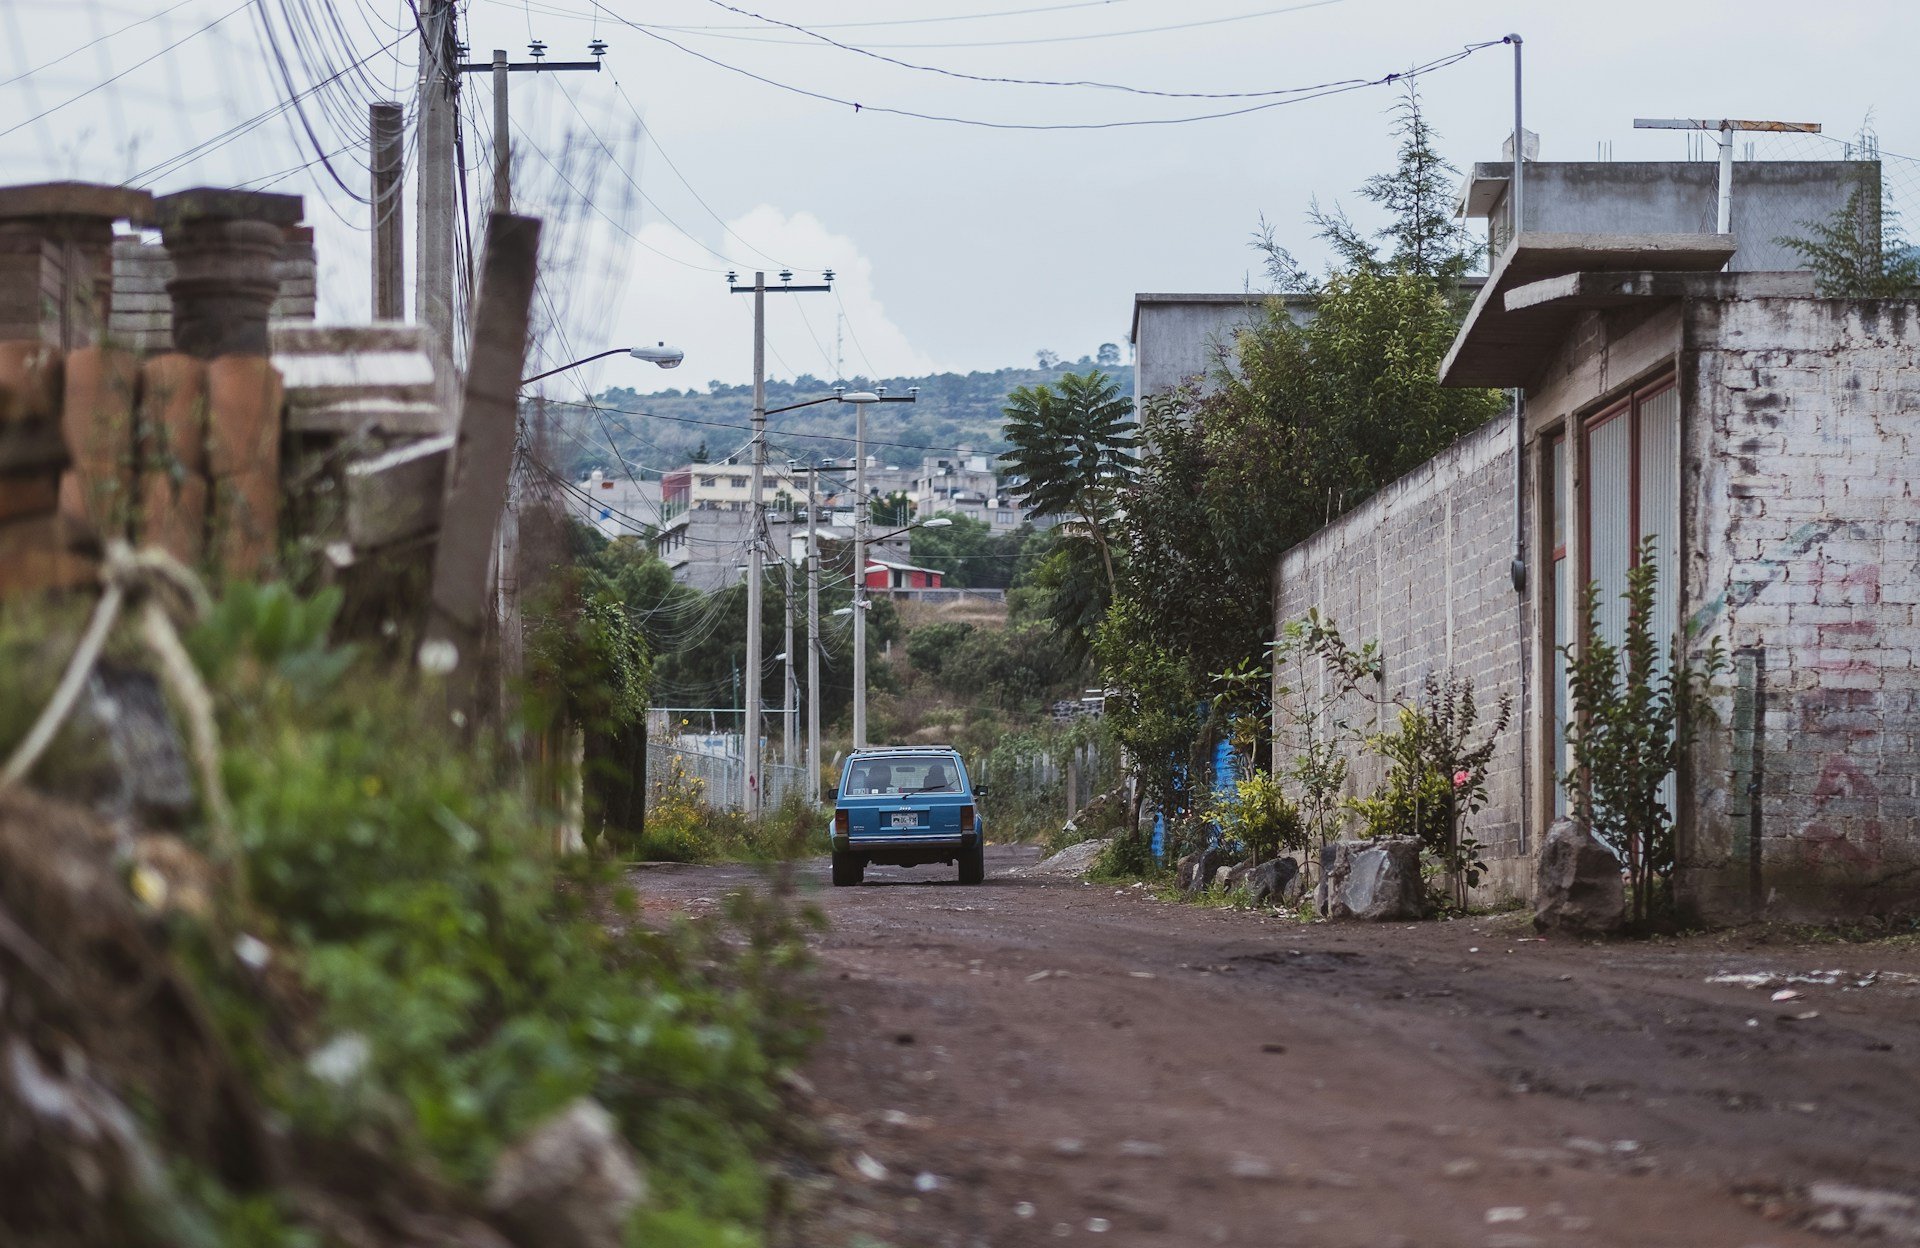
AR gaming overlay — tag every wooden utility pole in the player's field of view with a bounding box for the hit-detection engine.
[422,213,542,709]
[370,101,405,320]
[414,0,458,361]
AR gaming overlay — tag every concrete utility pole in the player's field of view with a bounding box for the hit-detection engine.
[852,398,870,749]
[783,536,797,766]
[839,387,918,749]
[414,0,458,360]
[1632,117,1823,233]
[806,465,821,802]
[370,101,405,320]
[457,43,605,217]
[729,269,832,813]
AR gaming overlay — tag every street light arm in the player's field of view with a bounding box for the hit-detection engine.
[520,347,627,386]
[762,394,848,417]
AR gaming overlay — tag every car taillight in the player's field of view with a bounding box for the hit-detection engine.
[959,805,974,832]
[834,810,849,835]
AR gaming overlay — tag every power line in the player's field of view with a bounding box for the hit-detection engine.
[669,0,1151,31]
[686,0,1351,97]
[0,0,204,90]
[542,395,1005,458]
[0,0,253,141]
[591,7,1502,132]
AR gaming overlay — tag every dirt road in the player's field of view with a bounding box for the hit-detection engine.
[636,846,1920,1248]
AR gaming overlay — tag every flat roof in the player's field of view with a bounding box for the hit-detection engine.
[1437,232,1738,389]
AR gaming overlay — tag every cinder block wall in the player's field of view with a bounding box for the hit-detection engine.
[1272,417,1529,899]
[1683,297,1920,918]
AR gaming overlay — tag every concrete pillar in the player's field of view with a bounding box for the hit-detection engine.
[0,182,153,349]
[153,189,303,579]
[0,184,150,596]
[154,188,303,359]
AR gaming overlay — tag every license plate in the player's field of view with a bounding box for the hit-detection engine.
[890,812,920,828]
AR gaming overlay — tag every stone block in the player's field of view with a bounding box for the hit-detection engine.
[136,352,209,565]
[0,340,65,473]
[1317,838,1425,921]
[0,512,94,596]
[1532,819,1625,936]
[204,355,282,578]
[58,345,139,538]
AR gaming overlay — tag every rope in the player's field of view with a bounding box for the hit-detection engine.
[0,542,238,887]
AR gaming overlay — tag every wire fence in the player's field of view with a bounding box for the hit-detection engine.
[1706,128,1920,265]
[646,739,809,813]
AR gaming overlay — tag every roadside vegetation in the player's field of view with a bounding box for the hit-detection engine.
[0,581,822,1246]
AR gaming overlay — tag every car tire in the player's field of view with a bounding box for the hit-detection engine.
[832,851,864,887]
[959,840,985,885]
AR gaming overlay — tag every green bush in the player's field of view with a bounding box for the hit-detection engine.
[172,584,817,1239]
[1215,771,1307,863]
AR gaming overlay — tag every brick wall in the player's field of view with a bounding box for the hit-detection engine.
[1682,297,1920,917]
[1273,416,1529,899]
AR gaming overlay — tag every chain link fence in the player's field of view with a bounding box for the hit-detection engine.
[645,740,809,813]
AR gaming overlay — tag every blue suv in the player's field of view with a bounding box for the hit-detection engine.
[830,747,985,886]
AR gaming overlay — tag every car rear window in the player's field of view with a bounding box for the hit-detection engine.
[844,755,963,796]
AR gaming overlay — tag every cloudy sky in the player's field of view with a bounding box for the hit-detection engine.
[4,0,1915,392]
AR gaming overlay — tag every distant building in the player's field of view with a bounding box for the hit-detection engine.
[864,557,944,592]
[562,469,664,540]
[909,449,1025,532]
[1129,292,1315,407]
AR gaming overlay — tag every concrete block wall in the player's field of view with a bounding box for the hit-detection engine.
[1273,417,1528,898]
[1682,297,1920,918]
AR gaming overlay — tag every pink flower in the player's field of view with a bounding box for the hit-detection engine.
[1452,769,1471,789]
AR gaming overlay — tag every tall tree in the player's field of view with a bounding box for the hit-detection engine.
[1256,78,1482,294]
[1099,85,1502,820]
[1000,369,1137,593]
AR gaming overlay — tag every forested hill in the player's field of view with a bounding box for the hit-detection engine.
[560,359,1135,476]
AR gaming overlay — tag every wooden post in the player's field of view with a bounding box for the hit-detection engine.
[370,101,406,321]
[421,212,540,702]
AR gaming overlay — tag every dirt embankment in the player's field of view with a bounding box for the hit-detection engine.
[639,846,1920,1248]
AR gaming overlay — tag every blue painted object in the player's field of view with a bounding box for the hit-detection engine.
[829,747,985,886]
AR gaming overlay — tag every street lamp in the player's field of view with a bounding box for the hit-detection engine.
[520,341,684,386]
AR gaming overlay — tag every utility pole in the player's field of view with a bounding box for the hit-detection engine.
[783,533,796,767]
[729,269,832,813]
[806,465,821,803]
[852,399,870,749]
[456,41,606,215]
[841,387,917,749]
[414,0,458,360]
[370,101,405,320]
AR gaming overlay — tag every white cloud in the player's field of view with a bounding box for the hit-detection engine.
[589,205,934,393]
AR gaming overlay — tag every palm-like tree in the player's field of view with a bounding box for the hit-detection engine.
[1001,369,1137,591]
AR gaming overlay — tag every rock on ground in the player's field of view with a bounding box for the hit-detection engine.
[486,1098,648,1248]
[1318,838,1424,921]
[1017,838,1112,880]
[1244,857,1299,908]
[1533,819,1626,936]
[1178,846,1235,895]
